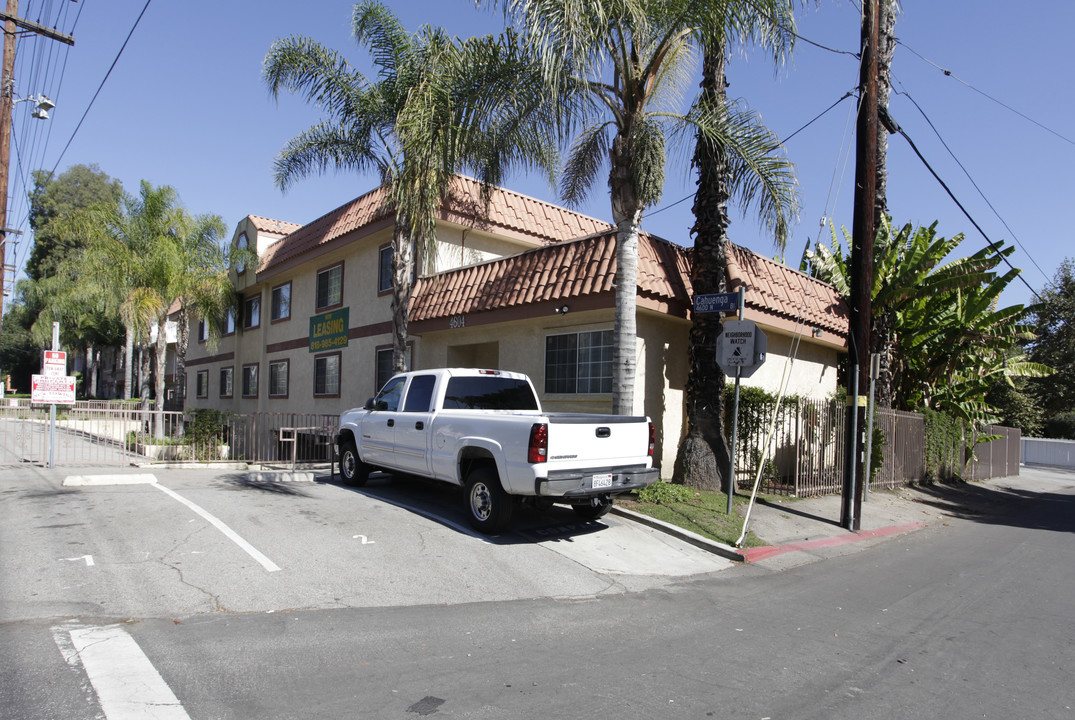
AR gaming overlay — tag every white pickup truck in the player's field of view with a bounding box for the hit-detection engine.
[335,368,660,533]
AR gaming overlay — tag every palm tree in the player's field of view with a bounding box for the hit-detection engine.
[488,0,798,418]
[675,2,802,491]
[264,1,556,375]
[83,182,230,436]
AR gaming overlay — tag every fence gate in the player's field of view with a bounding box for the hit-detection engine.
[0,401,145,467]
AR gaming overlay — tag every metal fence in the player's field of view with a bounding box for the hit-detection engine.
[731,397,1019,497]
[0,399,337,468]
[1021,437,1075,468]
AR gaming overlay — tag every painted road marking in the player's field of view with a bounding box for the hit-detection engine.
[65,554,94,566]
[153,484,282,572]
[57,623,191,720]
[63,474,158,486]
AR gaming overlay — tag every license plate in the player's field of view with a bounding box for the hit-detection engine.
[592,473,613,488]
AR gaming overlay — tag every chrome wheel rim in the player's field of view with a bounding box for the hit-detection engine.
[469,482,492,521]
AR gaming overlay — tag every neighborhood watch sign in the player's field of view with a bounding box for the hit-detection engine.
[309,308,349,353]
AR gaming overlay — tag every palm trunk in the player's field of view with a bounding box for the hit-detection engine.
[609,134,642,416]
[123,326,134,400]
[153,317,168,440]
[175,309,189,413]
[673,43,732,493]
[390,227,414,375]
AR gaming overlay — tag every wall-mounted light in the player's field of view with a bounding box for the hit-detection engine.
[812,327,823,338]
[555,305,570,315]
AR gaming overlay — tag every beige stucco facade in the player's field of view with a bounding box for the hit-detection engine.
[185,186,847,478]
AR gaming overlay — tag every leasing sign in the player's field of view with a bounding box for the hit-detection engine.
[309,308,349,353]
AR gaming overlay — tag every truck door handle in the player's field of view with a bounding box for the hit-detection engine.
[387,419,395,428]
[596,427,611,438]
[415,422,424,430]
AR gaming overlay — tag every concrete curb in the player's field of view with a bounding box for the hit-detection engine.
[609,506,746,563]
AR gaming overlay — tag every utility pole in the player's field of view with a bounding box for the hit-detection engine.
[0,0,72,341]
[0,0,17,340]
[842,0,880,531]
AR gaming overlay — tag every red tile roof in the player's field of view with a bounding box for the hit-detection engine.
[411,231,847,339]
[257,176,613,276]
[726,243,848,336]
[248,215,302,236]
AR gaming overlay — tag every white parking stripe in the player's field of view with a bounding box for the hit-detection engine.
[153,484,282,572]
[66,624,191,720]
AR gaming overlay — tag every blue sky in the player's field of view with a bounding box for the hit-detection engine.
[7,0,1072,313]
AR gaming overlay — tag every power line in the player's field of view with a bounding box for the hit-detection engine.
[889,118,1042,303]
[893,80,1053,287]
[48,0,154,177]
[897,39,1075,148]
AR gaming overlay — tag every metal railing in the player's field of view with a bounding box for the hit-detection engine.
[0,402,339,468]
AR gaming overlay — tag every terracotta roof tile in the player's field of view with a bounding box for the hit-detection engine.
[412,231,847,340]
[725,242,848,335]
[247,215,302,236]
[257,176,614,278]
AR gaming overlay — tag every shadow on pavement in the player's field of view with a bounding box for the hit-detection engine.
[325,472,611,544]
[911,477,1075,534]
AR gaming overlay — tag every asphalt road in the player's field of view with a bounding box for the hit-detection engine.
[2,465,1072,719]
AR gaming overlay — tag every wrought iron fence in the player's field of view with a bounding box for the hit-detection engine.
[0,400,338,468]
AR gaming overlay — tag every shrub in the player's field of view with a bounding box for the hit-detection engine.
[638,481,696,505]
[1044,412,1075,440]
[186,409,230,447]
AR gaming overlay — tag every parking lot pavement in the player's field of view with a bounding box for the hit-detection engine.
[0,465,734,624]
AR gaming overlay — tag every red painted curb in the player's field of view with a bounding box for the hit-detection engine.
[740,521,927,563]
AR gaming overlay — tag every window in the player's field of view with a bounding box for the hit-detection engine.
[376,345,411,392]
[199,319,209,343]
[545,329,614,394]
[220,367,234,398]
[402,375,436,413]
[372,375,406,411]
[195,370,209,398]
[314,353,341,397]
[224,308,236,335]
[236,232,249,274]
[269,360,289,398]
[443,376,539,410]
[316,263,343,310]
[242,363,259,398]
[378,245,393,293]
[271,282,291,322]
[244,294,260,329]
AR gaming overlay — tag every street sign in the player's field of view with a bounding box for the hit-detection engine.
[716,320,767,378]
[694,292,740,314]
[43,350,67,378]
[31,374,76,405]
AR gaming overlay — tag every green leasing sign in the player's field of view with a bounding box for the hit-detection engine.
[309,308,349,352]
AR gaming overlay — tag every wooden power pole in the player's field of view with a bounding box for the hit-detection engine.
[842,0,880,531]
[0,0,17,340]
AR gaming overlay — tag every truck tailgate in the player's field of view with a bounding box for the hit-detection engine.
[544,413,652,469]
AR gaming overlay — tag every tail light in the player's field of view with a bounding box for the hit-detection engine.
[528,423,548,463]
[648,422,655,457]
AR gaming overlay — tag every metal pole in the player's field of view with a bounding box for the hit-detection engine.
[47,321,58,468]
[726,287,745,515]
[864,352,880,501]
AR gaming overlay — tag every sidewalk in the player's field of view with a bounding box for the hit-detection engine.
[736,464,1075,569]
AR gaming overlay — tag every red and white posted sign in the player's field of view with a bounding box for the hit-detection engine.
[31,374,76,405]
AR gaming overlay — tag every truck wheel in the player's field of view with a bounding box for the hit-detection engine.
[573,496,612,520]
[338,438,370,486]
[465,466,513,533]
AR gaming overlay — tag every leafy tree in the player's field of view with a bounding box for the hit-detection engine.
[0,292,37,392]
[490,0,799,421]
[265,1,556,374]
[804,219,1049,425]
[27,164,123,282]
[1027,258,1075,424]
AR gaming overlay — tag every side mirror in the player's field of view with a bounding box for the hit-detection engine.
[364,397,375,410]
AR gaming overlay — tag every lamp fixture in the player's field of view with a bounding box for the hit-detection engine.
[15,94,55,120]
[555,305,570,315]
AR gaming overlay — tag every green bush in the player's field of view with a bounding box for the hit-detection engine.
[638,481,696,505]
[1044,412,1075,440]
[186,409,230,446]
[923,408,964,481]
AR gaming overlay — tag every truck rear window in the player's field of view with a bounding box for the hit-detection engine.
[443,377,539,410]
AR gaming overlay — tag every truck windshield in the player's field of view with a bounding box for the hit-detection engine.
[443,377,538,410]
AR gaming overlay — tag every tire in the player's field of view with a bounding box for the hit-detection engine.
[573,496,613,520]
[464,466,513,533]
[338,438,370,486]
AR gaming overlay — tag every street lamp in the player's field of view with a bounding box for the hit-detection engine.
[15,94,54,119]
